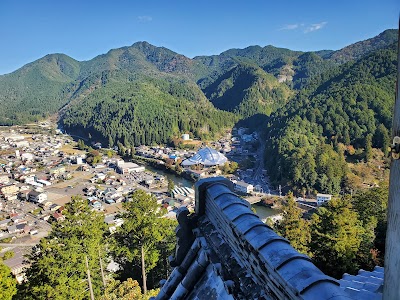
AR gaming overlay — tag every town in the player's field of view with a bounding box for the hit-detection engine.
[0,121,297,283]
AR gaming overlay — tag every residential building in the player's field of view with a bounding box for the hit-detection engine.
[0,175,10,184]
[28,191,48,204]
[317,193,332,206]
[186,169,206,179]
[0,184,19,197]
[50,166,66,178]
[233,181,254,194]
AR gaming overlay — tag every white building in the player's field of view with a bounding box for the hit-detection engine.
[317,193,332,206]
[116,160,145,174]
[28,191,48,204]
[181,147,227,167]
[234,181,254,194]
[13,141,29,148]
[21,152,34,162]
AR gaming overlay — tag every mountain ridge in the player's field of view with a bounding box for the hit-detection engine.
[0,29,397,142]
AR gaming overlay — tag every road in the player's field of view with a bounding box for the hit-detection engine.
[252,131,272,194]
[0,243,38,247]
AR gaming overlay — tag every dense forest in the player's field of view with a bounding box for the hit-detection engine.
[61,78,237,146]
[264,42,397,194]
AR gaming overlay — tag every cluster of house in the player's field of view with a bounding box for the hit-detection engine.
[134,131,233,165]
[0,211,32,236]
[85,184,128,210]
[160,186,196,215]
[135,145,196,163]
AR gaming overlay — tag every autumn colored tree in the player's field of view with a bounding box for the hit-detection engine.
[100,278,159,300]
[274,192,311,255]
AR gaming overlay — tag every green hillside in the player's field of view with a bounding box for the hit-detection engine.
[204,63,293,117]
[328,29,398,63]
[264,43,397,194]
[0,54,80,124]
[61,77,237,146]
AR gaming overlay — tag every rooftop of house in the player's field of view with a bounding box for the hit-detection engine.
[154,177,383,300]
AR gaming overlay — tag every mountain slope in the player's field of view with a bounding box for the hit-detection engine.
[61,78,237,146]
[264,42,397,194]
[0,54,80,124]
[0,29,397,148]
[204,63,293,117]
[328,29,398,64]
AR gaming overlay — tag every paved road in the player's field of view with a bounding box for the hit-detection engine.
[0,243,38,247]
[252,131,271,194]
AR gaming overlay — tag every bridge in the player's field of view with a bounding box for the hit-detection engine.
[154,177,382,299]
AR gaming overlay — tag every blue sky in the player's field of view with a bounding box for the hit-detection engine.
[0,0,398,74]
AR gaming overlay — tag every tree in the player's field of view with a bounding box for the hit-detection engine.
[374,124,390,156]
[352,184,389,263]
[21,196,108,299]
[113,190,175,293]
[0,261,17,300]
[77,139,86,150]
[100,278,159,300]
[274,192,311,255]
[2,251,14,260]
[108,135,114,149]
[221,161,239,174]
[86,148,102,165]
[167,179,175,196]
[106,150,113,158]
[309,198,365,278]
[365,134,373,162]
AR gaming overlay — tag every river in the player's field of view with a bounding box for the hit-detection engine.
[251,204,280,222]
[146,165,194,188]
[146,165,279,221]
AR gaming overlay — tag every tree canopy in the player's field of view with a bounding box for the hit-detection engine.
[20,196,108,300]
[0,260,17,300]
[113,190,176,293]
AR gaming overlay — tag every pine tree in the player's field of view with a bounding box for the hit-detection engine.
[113,190,175,293]
[365,134,373,162]
[21,196,108,299]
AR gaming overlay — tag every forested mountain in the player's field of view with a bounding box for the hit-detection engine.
[61,77,237,146]
[265,42,397,194]
[328,29,398,63]
[0,54,80,124]
[203,63,293,117]
[0,29,397,156]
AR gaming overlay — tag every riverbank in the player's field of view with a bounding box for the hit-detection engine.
[251,203,281,223]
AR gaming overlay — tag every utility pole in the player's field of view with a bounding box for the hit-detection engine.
[383,18,400,300]
[85,256,95,300]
